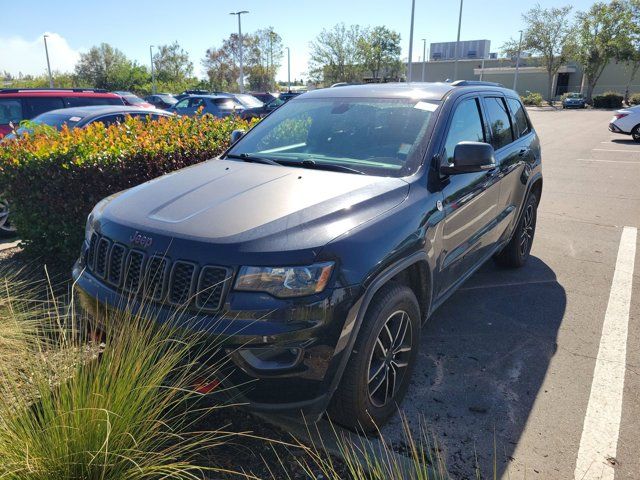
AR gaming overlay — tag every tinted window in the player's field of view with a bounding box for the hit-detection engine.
[23,97,65,119]
[443,98,485,163]
[0,98,24,124]
[175,99,189,109]
[89,114,124,126]
[65,97,123,107]
[506,98,530,138]
[189,98,206,109]
[484,97,514,150]
[212,98,241,110]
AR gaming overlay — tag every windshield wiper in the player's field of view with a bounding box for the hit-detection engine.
[225,153,281,166]
[283,159,366,175]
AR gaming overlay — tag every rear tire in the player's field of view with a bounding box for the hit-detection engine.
[494,192,538,268]
[328,283,420,433]
[632,125,640,143]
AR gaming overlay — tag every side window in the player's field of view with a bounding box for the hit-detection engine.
[484,97,514,150]
[175,99,189,109]
[506,97,530,138]
[443,97,485,163]
[189,98,205,109]
[0,99,24,124]
[23,97,65,119]
[90,114,124,127]
[65,97,122,107]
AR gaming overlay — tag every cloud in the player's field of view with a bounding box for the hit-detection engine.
[0,32,81,76]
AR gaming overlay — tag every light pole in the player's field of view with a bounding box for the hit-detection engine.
[286,46,291,92]
[150,45,156,94]
[421,38,427,82]
[43,35,53,88]
[453,0,464,81]
[407,0,416,82]
[230,10,249,93]
[513,30,523,92]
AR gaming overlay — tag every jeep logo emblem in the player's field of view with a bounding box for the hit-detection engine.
[129,231,153,248]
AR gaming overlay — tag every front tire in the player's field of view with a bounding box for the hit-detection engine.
[0,199,17,238]
[328,283,420,433]
[494,192,538,268]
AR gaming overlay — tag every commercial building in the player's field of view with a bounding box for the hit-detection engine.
[430,40,491,60]
[406,56,640,98]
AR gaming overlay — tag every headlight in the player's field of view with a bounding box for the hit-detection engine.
[85,212,95,243]
[234,262,334,298]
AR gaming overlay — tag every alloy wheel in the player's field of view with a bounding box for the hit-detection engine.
[367,309,413,408]
[520,204,535,256]
[0,200,16,234]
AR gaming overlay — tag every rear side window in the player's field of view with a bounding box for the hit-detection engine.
[65,96,123,107]
[443,97,485,163]
[506,98,530,138]
[0,98,23,124]
[23,97,65,119]
[89,114,125,127]
[484,97,514,150]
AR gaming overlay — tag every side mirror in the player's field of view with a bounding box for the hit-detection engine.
[441,141,496,175]
[230,129,246,144]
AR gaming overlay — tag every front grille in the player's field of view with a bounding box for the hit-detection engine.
[123,250,145,294]
[144,256,168,301]
[108,243,126,286]
[86,233,229,311]
[169,261,196,305]
[197,266,230,311]
[95,237,111,278]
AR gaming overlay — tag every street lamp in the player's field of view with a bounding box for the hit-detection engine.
[43,35,53,88]
[150,45,156,94]
[285,46,291,92]
[230,10,249,93]
[453,0,464,81]
[407,0,416,82]
[421,38,427,82]
[513,30,523,92]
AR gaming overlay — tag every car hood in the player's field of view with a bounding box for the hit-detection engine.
[98,159,410,258]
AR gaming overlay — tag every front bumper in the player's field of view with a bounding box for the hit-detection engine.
[73,261,363,418]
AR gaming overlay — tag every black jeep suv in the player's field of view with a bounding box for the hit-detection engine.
[73,82,542,432]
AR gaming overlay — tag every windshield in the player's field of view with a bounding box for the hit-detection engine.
[235,94,264,108]
[568,93,583,99]
[227,97,439,177]
[158,94,177,105]
[28,112,82,130]
[124,95,145,105]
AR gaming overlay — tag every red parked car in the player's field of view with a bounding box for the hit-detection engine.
[0,88,125,138]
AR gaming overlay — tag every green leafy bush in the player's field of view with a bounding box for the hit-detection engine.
[0,114,252,266]
[592,91,623,108]
[629,93,640,106]
[520,92,544,106]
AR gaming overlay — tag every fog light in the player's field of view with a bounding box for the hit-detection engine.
[236,346,303,372]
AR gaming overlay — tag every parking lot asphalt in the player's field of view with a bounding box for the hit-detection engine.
[380,108,640,479]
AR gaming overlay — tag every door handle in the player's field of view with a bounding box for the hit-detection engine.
[518,148,531,157]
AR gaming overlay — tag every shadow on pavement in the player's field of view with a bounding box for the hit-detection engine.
[383,256,566,479]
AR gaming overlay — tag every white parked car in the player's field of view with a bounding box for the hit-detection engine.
[609,105,640,142]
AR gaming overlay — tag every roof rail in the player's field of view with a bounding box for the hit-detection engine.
[0,88,109,94]
[450,80,505,88]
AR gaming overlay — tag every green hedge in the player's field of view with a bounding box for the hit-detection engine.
[592,91,623,109]
[521,92,544,106]
[0,115,252,266]
[630,93,640,106]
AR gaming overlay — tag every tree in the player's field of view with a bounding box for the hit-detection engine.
[620,0,640,102]
[358,26,402,80]
[153,41,194,84]
[574,1,635,102]
[309,23,364,85]
[75,43,147,90]
[503,5,575,102]
[202,30,281,92]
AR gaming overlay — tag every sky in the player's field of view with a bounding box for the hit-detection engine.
[0,0,596,83]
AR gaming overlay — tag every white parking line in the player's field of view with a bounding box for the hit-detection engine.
[574,226,637,480]
[592,148,640,153]
[577,159,640,164]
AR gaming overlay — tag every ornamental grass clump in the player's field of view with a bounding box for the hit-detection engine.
[0,270,246,480]
[0,114,253,266]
